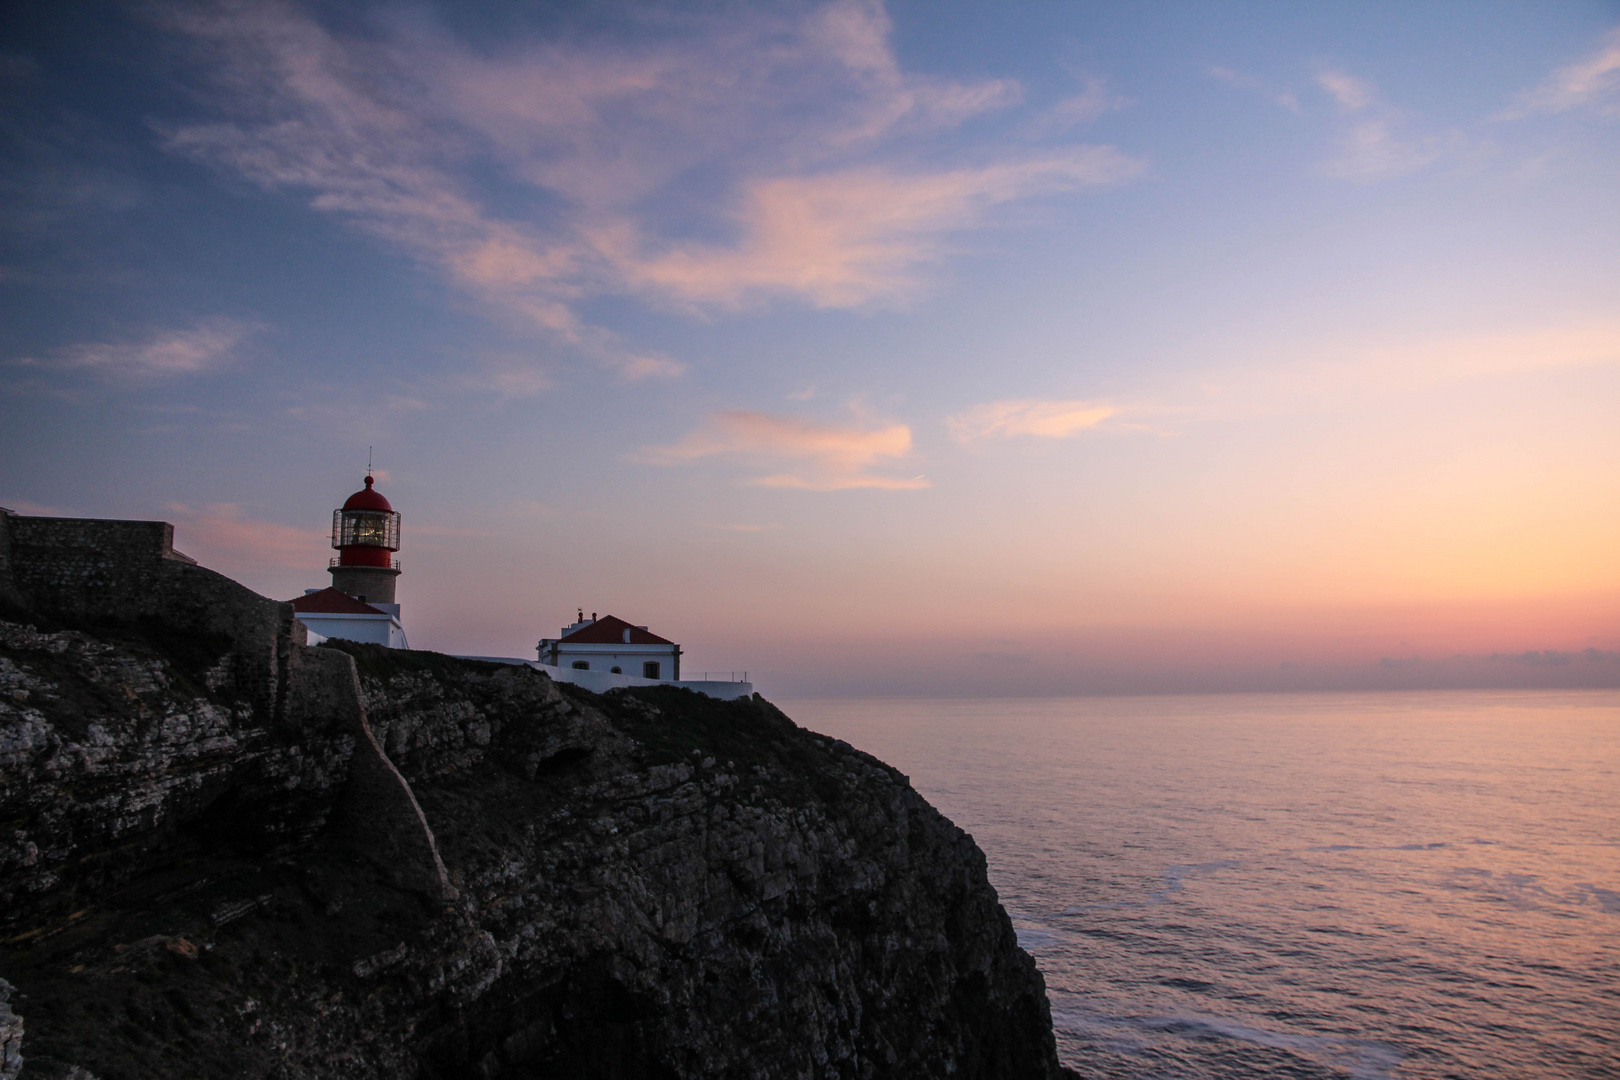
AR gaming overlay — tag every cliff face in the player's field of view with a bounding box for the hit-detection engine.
[0,514,1073,1080]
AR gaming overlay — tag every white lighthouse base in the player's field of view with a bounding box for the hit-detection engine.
[294,608,409,649]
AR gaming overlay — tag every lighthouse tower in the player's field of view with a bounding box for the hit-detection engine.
[286,474,408,648]
[330,474,401,605]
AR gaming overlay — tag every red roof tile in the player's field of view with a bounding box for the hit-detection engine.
[288,587,384,615]
[558,613,674,646]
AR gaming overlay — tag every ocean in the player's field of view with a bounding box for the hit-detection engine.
[778,691,1620,1080]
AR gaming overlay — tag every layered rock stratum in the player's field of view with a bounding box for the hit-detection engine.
[0,512,1073,1079]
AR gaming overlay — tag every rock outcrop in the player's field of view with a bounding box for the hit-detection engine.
[0,512,1074,1079]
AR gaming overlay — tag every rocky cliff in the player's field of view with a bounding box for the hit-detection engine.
[0,512,1075,1079]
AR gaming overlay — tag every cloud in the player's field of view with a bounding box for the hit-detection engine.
[0,499,69,516]
[1157,319,1620,421]
[164,502,330,569]
[287,394,427,421]
[506,499,560,519]
[8,318,253,380]
[1208,67,1303,115]
[1212,65,1470,179]
[1489,648,1620,667]
[594,152,1139,309]
[1314,69,1465,181]
[637,409,931,490]
[1318,70,1376,113]
[947,398,1115,443]
[1027,77,1132,134]
[616,354,686,381]
[462,364,553,399]
[152,0,1141,369]
[1505,28,1620,117]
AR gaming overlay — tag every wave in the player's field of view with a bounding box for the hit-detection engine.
[1050,999,1406,1080]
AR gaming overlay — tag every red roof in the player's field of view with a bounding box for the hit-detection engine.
[341,475,393,512]
[558,614,674,646]
[289,587,385,615]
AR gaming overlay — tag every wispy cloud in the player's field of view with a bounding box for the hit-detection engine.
[1317,70,1376,113]
[1208,67,1303,115]
[152,0,1141,371]
[636,409,931,490]
[164,502,329,568]
[1504,27,1620,118]
[1160,320,1620,421]
[455,357,554,399]
[284,390,428,436]
[594,153,1138,310]
[1315,69,1466,181]
[947,398,1115,443]
[1027,76,1132,134]
[0,499,69,516]
[701,522,784,533]
[8,318,254,380]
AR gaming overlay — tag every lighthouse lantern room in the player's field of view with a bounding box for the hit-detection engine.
[329,475,401,605]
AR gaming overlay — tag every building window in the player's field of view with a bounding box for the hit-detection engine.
[610,666,622,674]
[572,661,590,670]
[642,661,660,679]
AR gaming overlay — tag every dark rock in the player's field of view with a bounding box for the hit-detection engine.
[0,513,1076,1079]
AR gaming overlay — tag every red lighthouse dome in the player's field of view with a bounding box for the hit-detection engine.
[341,475,394,513]
[329,474,402,603]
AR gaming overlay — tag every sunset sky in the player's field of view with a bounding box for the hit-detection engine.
[3,0,1618,695]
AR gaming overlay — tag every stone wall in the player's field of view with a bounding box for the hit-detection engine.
[0,513,302,720]
[4,515,182,611]
[0,511,26,609]
[0,513,454,924]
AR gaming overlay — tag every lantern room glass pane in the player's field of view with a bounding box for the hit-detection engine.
[332,509,401,549]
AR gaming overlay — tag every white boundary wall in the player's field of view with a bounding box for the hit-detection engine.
[456,657,753,701]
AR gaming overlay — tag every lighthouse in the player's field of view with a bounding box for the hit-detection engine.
[286,475,408,648]
[330,474,401,604]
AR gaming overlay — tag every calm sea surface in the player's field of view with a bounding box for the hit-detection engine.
[778,691,1620,1080]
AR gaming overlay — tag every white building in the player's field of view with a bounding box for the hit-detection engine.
[538,612,680,679]
[460,610,752,700]
[290,587,409,648]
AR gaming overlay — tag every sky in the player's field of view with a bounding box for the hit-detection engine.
[2,0,1619,696]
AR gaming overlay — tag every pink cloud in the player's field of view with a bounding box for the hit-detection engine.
[947,398,1116,442]
[600,152,1138,309]
[1208,67,1303,115]
[9,318,254,380]
[637,410,931,491]
[153,0,1141,370]
[0,500,70,516]
[1313,69,1469,182]
[1027,76,1133,134]
[1505,27,1620,117]
[164,502,330,570]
